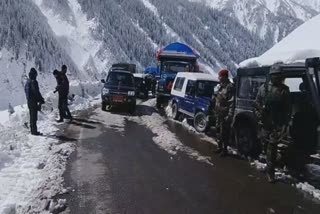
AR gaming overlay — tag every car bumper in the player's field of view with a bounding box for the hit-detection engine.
[102,95,136,106]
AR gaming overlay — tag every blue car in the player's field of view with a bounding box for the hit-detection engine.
[170,72,219,132]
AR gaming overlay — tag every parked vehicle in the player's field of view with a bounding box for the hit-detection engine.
[170,72,219,132]
[110,63,137,73]
[133,73,152,99]
[156,42,200,108]
[144,67,160,79]
[101,70,136,113]
[233,59,320,161]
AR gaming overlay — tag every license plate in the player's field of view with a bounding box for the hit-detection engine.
[113,95,124,103]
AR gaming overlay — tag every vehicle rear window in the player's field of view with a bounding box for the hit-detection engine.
[284,78,304,92]
[174,77,185,91]
[107,72,134,87]
[197,80,217,98]
[238,75,265,99]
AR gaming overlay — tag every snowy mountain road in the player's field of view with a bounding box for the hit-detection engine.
[58,103,320,214]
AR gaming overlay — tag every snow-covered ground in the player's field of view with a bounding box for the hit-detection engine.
[0,81,101,213]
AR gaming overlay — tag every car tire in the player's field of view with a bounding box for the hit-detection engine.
[156,97,162,109]
[128,103,136,114]
[171,102,180,120]
[194,111,208,133]
[102,102,107,111]
[235,125,258,157]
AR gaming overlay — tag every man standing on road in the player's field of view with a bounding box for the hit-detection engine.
[53,69,65,122]
[61,65,72,121]
[255,64,291,183]
[25,68,45,135]
[214,69,235,156]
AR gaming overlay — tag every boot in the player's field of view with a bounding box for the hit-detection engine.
[56,118,64,123]
[267,173,275,183]
[214,148,223,154]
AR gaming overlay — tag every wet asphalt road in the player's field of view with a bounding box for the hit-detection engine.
[60,103,320,214]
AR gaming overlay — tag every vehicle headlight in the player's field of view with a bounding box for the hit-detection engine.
[128,91,135,96]
[102,88,109,95]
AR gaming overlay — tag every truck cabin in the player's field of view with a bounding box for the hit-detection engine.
[235,63,320,156]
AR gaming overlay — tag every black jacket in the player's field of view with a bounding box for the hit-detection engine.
[25,79,44,105]
[55,73,69,97]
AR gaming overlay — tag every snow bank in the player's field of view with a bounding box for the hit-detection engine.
[296,182,320,200]
[130,99,214,165]
[250,160,267,171]
[0,107,74,213]
[0,81,101,213]
[240,14,320,68]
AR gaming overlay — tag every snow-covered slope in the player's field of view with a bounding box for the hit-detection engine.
[240,14,320,67]
[2,0,315,110]
[33,0,106,78]
[192,0,320,43]
[0,0,82,110]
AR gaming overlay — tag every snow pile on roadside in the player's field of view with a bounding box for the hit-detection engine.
[296,182,320,200]
[306,164,320,178]
[0,107,74,213]
[165,104,218,146]
[131,99,213,166]
[250,160,267,171]
[240,14,320,67]
[0,80,101,213]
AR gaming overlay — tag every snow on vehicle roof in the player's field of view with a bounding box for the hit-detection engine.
[176,72,218,81]
[239,14,320,68]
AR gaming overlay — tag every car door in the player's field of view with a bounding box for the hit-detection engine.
[184,80,196,117]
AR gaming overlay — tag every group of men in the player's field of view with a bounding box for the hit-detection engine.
[24,65,72,136]
[214,65,291,183]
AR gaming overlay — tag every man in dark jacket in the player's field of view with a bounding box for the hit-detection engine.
[53,69,65,122]
[61,65,72,121]
[214,69,235,156]
[25,68,45,135]
[54,65,72,122]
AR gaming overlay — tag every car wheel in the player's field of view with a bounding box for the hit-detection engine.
[102,102,107,111]
[128,103,136,114]
[144,91,148,99]
[236,125,257,157]
[194,111,208,133]
[171,102,180,120]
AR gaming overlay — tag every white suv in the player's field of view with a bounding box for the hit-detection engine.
[170,72,219,132]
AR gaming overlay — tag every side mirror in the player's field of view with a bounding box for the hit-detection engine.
[101,79,105,84]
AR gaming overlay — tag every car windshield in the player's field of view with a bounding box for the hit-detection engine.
[106,72,134,87]
[162,62,190,73]
[197,80,217,98]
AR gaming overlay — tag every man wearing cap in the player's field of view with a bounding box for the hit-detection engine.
[25,68,45,135]
[255,64,291,183]
[214,69,235,156]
